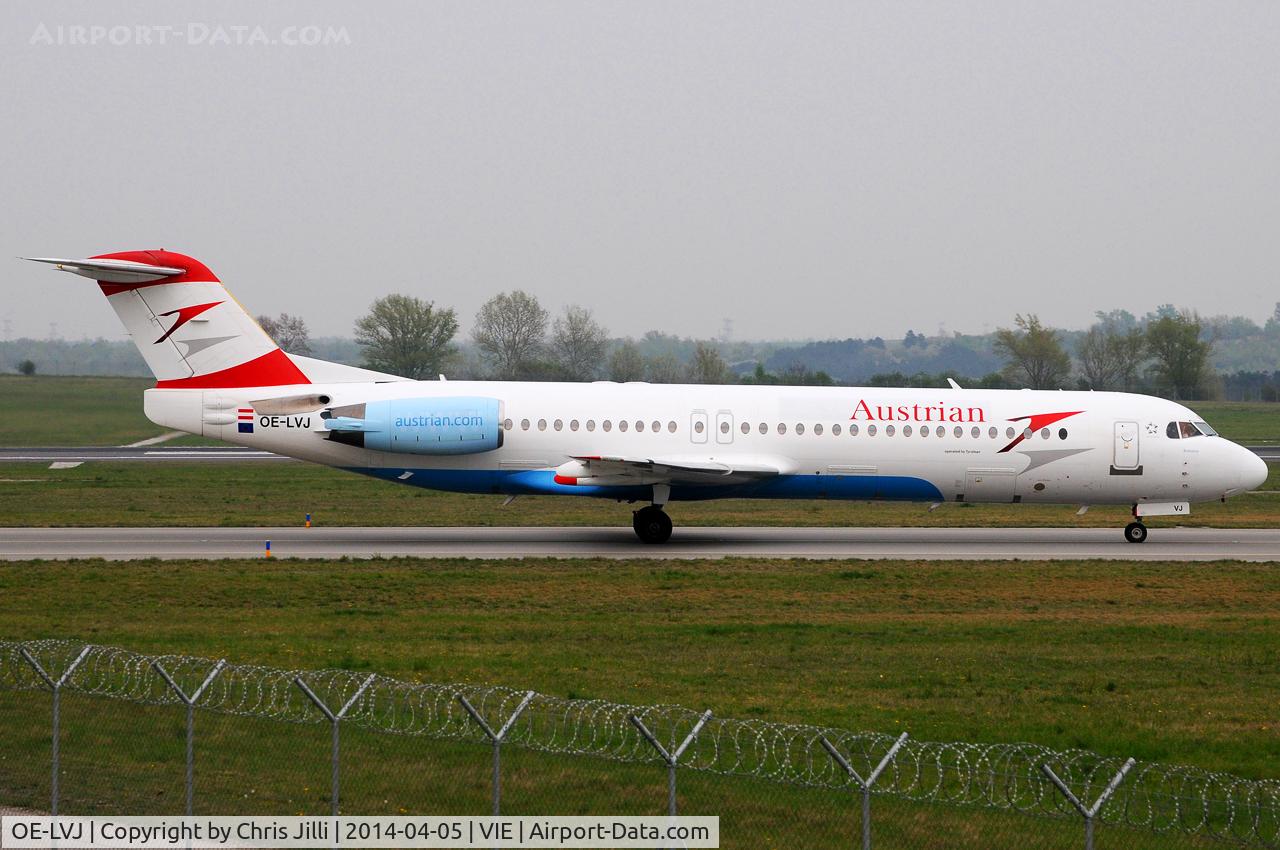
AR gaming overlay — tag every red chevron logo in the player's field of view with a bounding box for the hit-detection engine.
[154,301,223,344]
[997,410,1084,453]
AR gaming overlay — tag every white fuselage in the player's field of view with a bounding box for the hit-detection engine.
[144,381,1267,511]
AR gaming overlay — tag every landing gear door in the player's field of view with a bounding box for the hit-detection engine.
[1113,420,1141,472]
[690,410,709,444]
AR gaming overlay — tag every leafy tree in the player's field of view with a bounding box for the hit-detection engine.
[687,341,732,384]
[608,340,646,382]
[1077,324,1146,391]
[257,313,313,356]
[550,306,608,381]
[993,314,1072,389]
[354,294,458,380]
[1145,311,1213,399]
[473,291,548,379]
[16,359,35,376]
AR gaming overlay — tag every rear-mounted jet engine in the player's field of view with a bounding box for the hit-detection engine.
[321,397,503,455]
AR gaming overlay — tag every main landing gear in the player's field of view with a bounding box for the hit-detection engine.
[1124,522,1148,544]
[633,505,673,544]
[633,483,673,544]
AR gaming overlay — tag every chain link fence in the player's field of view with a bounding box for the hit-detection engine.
[1,640,1276,849]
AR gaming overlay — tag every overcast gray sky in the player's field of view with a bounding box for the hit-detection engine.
[2,1,1278,343]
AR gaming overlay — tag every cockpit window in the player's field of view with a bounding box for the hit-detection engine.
[1168,420,1210,439]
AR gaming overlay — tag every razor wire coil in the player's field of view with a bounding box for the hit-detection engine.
[2,640,1276,846]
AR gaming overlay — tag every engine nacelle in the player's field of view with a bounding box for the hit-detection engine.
[322,396,503,455]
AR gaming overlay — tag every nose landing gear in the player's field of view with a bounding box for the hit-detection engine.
[1124,522,1148,543]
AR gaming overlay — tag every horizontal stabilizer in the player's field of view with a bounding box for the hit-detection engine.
[22,256,185,284]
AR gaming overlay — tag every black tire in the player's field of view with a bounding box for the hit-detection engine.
[633,506,673,544]
[1124,522,1148,544]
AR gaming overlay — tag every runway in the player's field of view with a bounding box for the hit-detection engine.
[0,445,1276,463]
[2,526,1278,561]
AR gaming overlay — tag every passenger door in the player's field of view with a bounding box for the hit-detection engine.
[1112,421,1141,473]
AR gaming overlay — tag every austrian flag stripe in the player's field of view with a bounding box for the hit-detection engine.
[238,407,254,434]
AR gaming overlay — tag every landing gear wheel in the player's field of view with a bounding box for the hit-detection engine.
[633,506,673,544]
[1124,522,1148,544]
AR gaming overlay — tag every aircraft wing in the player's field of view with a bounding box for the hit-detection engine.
[556,454,782,486]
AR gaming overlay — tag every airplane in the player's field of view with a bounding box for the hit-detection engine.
[22,250,1269,544]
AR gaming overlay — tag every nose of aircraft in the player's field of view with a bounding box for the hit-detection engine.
[1237,444,1269,491]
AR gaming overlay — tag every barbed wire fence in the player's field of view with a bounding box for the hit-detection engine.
[1,640,1277,848]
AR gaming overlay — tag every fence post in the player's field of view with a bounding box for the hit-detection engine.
[1041,758,1136,850]
[820,732,908,850]
[153,659,226,815]
[295,674,376,816]
[457,690,535,817]
[630,710,712,818]
[19,645,91,816]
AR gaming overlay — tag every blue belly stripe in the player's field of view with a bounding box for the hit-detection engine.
[343,468,943,503]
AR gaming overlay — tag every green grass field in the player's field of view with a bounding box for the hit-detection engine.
[2,556,1276,779]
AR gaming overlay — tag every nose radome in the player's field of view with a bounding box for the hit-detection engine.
[1240,446,1269,491]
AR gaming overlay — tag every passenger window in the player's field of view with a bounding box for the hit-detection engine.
[603,420,612,432]
[849,423,859,436]
[758,422,768,435]
[936,426,945,438]
[920,426,928,438]
[903,424,913,436]
[796,423,805,435]
[886,424,896,436]
[1058,428,1067,440]
[832,424,842,436]
[989,427,997,439]
[538,419,547,431]
[667,421,677,433]
[720,421,730,434]
[954,426,963,438]
[1040,428,1049,439]
[1006,427,1016,439]
[554,419,563,431]
[503,418,513,431]
[814,423,823,435]
[653,421,661,433]
[778,423,787,435]
[586,420,596,432]
[740,421,750,434]
[1022,428,1032,439]
[971,426,980,438]
[570,419,580,431]
[694,421,704,434]
[867,424,877,436]
[636,420,645,432]
[619,420,628,432]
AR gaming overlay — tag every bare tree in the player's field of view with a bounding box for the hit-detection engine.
[1078,323,1146,391]
[550,305,608,381]
[257,313,313,356]
[354,294,458,380]
[608,340,645,382]
[994,314,1072,389]
[473,290,549,379]
[687,341,732,384]
[644,353,684,384]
